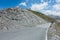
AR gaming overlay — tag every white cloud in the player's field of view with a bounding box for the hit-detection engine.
[42,10,60,16]
[43,2,60,16]
[19,2,27,6]
[30,0,60,16]
[42,3,60,16]
[53,4,60,11]
[30,2,48,11]
[56,0,60,3]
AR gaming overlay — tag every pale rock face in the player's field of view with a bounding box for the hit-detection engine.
[0,8,47,32]
[0,8,59,40]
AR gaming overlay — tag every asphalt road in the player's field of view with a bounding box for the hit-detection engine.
[0,23,51,40]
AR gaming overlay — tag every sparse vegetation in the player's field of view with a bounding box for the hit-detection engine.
[55,22,60,27]
[28,10,56,22]
[55,22,60,36]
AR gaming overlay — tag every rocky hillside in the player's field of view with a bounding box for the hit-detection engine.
[28,10,60,40]
[0,8,47,32]
[0,7,60,40]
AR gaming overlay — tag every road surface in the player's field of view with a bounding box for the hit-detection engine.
[0,23,51,40]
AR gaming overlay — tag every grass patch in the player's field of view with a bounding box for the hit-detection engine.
[55,22,60,36]
[55,22,60,27]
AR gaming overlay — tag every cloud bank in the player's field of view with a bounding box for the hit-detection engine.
[30,0,60,16]
[18,0,60,16]
[31,2,48,11]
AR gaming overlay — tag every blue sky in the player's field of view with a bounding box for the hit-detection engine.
[0,0,25,8]
[0,0,60,16]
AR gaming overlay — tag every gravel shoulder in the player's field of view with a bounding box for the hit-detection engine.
[47,22,60,40]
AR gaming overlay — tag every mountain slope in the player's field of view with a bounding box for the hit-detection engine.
[0,8,47,32]
[28,10,56,22]
[28,10,60,39]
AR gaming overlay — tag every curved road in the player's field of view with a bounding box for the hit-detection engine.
[0,23,51,40]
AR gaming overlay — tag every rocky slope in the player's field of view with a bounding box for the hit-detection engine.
[0,7,60,40]
[47,22,60,40]
[0,8,47,32]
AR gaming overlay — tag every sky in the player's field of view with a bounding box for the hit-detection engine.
[0,0,60,16]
